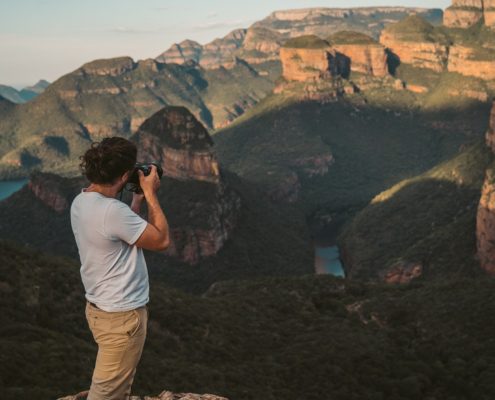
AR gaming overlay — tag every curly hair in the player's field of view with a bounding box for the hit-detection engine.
[79,137,137,184]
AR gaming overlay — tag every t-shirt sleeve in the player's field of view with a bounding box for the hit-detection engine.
[104,201,148,245]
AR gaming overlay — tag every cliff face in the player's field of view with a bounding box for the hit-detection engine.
[131,106,241,265]
[337,44,388,76]
[444,0,495,28]
[27,171,84,214]
[132,106,220,184]
[156,29,247,68]
[156,7,443,70]
[447,45,495,80]
[280,47,346,81]
[477,101,495,275]
[379,30,448,72]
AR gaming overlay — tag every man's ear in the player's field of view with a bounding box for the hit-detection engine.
[121,170,131,183]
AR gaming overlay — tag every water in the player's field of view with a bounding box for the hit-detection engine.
[315,245,345,277]
[0,179,28,201]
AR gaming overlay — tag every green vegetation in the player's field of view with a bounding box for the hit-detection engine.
[2,240,495,399]
[283,35,330,49]
[384,15,450,44]
[327,30,378,45]
[337,138,494,281]
[0,57,280,180]
[214,86,491,216]
[0,168,313,294]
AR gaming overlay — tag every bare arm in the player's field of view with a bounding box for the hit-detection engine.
[130,193,145,216]
[134,166,170,251]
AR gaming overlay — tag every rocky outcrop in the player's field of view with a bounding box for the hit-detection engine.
[156,40,203,64]
[155,7,443,70]
[280,37,349,81]
[444,0,495,28]
[27,171,81,213]
[328,32,388,77]
[58,389,229,400]
[132,106,220,183]
[447,45,495,80]
[156,29,247,69]
[79,57,136,76]
[253,7,443,39]
[131,106,241,265]
[379,16,449,72]
[477,101,495,275]
[382,261,423,283]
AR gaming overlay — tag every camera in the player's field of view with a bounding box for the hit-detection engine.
[126,162,163,193]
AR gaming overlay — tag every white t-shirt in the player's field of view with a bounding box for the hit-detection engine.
[70,188,149,312]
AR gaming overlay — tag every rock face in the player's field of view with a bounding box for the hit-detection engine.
[444,0,495,28]
[379,16,449,72]
[328,32,388,77]
[132,106,220,183]
[280,36,349,81]
[447,45,495,80]
[27,171,81,213]
[382,261,423,283]
[380,35,448,72]
[477,101,495,275]
[156,7,443,70]
[131,106,241,265]
[79,57,136,76]
[58,389,229,400]
[156,29,247,68]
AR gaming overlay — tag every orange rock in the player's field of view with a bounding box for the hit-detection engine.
[380,32,448,72]
[280,47,344,81]
[332,43,388,77]
[447,45,495,80]
[383,261,423,284]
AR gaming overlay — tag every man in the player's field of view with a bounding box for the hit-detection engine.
[70,136,169,400]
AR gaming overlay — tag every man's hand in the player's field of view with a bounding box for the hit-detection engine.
[134,164,170,252]
[138,165,160,198]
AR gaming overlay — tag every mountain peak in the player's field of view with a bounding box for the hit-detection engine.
[131,106,220,183]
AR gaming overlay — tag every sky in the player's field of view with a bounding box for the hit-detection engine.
[0,0,450,88]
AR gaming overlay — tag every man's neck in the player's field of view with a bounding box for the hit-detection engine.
[84,183,122,199]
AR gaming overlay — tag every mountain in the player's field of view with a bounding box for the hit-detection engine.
[18,79,50,102]
[156,7,443,69]
[3,239,495,399]
[0,80,50,103]
[0,105,312,294]
[0,58,279,179]
[444,0,495,28]
[211,10,494,238]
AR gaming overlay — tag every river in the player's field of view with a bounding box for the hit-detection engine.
[0,179,28,201]
[315,244,345,277]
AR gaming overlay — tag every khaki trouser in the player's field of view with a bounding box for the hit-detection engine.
[85,301,148,400]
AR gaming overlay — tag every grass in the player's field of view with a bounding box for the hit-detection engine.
[283,35,330,49]
[384,15,450,44]
[327,30,378,45]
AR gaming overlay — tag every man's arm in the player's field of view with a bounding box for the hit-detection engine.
[130,193,145,216]
[134,166,170,251]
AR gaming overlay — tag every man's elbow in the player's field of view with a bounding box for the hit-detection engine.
[157,238,170,251]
